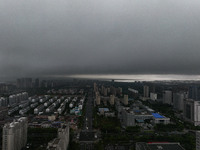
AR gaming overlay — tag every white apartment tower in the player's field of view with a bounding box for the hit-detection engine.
[110,95,115,105]
[183,99,200,126]
[123,95,128,105]
[2,117,28,150]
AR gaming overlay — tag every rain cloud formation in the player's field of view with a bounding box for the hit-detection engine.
[1,0,200,78]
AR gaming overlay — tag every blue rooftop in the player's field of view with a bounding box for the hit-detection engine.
[99,108,109,112]
[134,110,141,113]
[152,113,165,118]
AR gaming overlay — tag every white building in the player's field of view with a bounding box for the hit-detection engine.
[183,99,200,126]
[2,117,28,150]
[123,95,128,105]
[150,93,157,101]
[110,95,115,105]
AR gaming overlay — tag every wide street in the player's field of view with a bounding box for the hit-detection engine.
[79,90,96,150]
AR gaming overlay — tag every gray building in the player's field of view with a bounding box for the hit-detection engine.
[0,107,8,121]
[173,92,187,111]
[143,85,149,98]
[2,117,28,150]
[188,86,200,101]
[196,131,200,150]
[121,107,153,127]
[17,78,32,89]
[163,90,172,105]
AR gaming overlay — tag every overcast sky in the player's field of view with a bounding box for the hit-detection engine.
[1,0,200,79]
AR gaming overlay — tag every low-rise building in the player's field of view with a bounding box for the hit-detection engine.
[119,101,170,127]
[121,107,153,127]
[152,113,170,124]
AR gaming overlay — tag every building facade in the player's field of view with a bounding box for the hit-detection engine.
[47,124,70,150]
[183,99,200,126]
[150,93,157,101]
[163,90,172,105]
[196,131,200,150]
[143,85,149,98]
[2,117,28,150]
[173,92,187,111]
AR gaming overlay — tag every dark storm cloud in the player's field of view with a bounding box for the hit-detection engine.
[1,0,200,78]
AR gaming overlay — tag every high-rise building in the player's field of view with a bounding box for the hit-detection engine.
[123,95,128,105]
[183,99,200,126]
[189,86,200,101]
[110,86,116,96]
[173,92,187,111]
[96,95,101,105]
[0,97,8,107]
[196,131,200,150]
[163,90,172,105]
[35,78,40,88]
[17,78,32,89]
[143,85,149,98]
[110,95,115,105]
[94,83,97,92]
[2,117,28,150]
[0,107,8,121]
[103,88,107,96]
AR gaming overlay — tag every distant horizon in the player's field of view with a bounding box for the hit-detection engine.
[2,74,200,83]
[53,74,200,82]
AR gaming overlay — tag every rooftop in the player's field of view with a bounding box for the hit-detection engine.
[136,142,185,150]
[99,108,109,112]
[152,113,165,119]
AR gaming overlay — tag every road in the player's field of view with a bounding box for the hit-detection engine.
[84,90,93,131]
[79,90,96,150]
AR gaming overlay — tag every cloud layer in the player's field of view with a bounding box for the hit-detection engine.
[1,0,200,78]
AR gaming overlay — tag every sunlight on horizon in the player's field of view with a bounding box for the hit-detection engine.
[58,74,200,81]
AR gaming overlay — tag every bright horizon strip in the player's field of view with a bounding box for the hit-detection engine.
[56,74,200,81]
